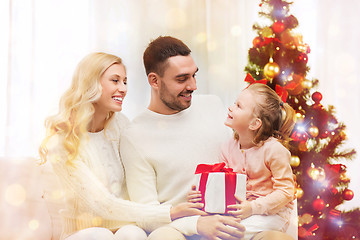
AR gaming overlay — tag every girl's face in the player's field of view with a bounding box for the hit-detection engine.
[96,63,127,113]
[225,88,259,134]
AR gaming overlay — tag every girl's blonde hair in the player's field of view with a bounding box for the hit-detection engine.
[235,83,296,147]
[39,52,124,165]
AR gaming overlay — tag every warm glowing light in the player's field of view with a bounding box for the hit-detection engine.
[320,180,329,187]
[207,41,217,51]
[195,32,207,43]
[309,168,320,180]
[5,184,26,206]
[295,112,305,123]
[300,213,313,225]
[297,125,306,132]
[29,219,39,230]
[336,220,343,227]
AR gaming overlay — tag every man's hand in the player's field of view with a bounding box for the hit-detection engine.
[170,202,207,220]
[197,215,245,240]
[227,195,252,220]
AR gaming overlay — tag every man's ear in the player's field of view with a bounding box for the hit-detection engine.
[249,118,262,131]
[148,72,159,89]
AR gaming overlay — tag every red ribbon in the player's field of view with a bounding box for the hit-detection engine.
[259,37,281,47]
[244,73,267,86]
[275,81,296,102]
[195,163,237,213]
[304,224,319,237]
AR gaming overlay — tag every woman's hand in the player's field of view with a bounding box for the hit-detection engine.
[187,185,202,203]
[226,195,252,220]
[170,202,207,220]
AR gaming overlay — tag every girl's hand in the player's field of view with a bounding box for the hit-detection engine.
[170,202,207,220]
[187,185,202,203]
[227,195,252,220]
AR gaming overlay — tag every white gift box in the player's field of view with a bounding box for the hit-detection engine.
[195,171,246,214]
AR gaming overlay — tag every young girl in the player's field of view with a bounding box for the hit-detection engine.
[223,83,296,239]
[189,83,296,240]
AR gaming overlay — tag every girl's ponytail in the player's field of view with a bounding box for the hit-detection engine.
[278,102,296,146]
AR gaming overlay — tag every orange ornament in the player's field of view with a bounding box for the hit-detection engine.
[253,37,262,48]
[343,189,354,201]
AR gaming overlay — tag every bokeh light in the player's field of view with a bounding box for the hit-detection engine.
[5,183,26,206]
[28,219,39,230]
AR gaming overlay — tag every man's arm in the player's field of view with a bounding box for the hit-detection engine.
[120,133,167,231]
[121,133,245,238]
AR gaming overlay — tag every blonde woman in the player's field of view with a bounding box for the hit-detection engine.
[39,52,205,240]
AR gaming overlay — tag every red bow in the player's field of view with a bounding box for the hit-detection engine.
[259,37,281,48]
[275,81,296,102]
[195,162,234,174]
[244,73,267,86]
[303,224,319,237]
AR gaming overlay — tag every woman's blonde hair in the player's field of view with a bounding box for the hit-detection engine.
[39,52,124,165]
[234,83,296,147]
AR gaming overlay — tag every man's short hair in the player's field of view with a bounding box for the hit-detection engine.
[143,36,191,76]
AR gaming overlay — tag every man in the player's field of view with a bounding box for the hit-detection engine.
[121,36,294,240]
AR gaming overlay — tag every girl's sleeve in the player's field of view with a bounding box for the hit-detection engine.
[46,135,171,224]
[250,142,295,215]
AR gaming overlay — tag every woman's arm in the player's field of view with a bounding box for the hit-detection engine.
[47,135,172,224]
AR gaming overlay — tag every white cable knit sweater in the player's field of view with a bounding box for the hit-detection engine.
[120,95,231,236]
[45,112,171,239]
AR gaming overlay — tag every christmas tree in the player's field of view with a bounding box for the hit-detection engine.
[244,0,359,239]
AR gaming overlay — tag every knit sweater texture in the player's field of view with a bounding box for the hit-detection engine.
[120,95,231,235]
[220,137,295,220]
[46,112,171,239]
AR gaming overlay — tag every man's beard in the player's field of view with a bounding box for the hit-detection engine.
[159,82,192,112]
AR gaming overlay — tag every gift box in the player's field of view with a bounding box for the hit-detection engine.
[194,162,246,214]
